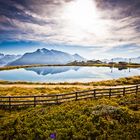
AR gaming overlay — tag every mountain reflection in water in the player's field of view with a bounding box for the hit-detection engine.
[25,66,80,75]
[0,66,139,82]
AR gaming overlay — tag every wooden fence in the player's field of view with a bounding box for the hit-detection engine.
[0,84,139,109]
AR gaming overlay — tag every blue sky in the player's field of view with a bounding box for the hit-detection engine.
[0,0,140,59]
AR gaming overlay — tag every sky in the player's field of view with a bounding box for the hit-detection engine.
[0,0,140,59]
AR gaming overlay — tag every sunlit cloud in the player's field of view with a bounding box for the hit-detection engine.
[0,0,140,58]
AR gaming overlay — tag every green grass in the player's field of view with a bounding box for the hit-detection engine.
[0,93,140,140]
[0,75,139,139]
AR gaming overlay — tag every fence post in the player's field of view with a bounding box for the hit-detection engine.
[9,96,11,110]
[94,89,96,98]
[56,95,59,104]
[123,87,125,96]
[136,85,138,95]
[75,92,78,101]
[34,96,36,107]
[109,89,111,99]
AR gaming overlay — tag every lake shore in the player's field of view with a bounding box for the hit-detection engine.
[0,75,139,86]
[0,63,140,71]
[0,76,139,96]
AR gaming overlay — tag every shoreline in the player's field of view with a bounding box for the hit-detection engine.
[0,75,140,86]
[0,63,140,71]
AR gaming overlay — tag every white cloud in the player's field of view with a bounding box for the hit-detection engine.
[1,0,139,58]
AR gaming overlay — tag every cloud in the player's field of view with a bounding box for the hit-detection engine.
[96,0,140,18]
[104,43,140,58]
[0,0,140,58]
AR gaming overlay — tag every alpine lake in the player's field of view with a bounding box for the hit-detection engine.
[0,66,139,83]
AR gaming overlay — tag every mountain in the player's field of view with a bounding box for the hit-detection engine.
[112,58,129,63]
[73,53,86,61]
[0,53,4,59]
[131,57,140,63]
[101,56,140,64]
[0,54,21,66]
[9,48,85,66]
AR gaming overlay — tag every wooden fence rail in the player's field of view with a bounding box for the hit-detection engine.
[0,84,139,109]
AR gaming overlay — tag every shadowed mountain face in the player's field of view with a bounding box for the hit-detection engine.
[9,48,85,66]
[25,66,80,76]
[0,53,4,59]
[0,54,21,66]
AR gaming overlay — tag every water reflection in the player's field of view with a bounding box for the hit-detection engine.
[0,66,139,82]
[25,66,133,76]
[25,66,80,75]
[110,67,132,73]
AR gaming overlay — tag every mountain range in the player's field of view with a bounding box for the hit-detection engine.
[102,56,140,64]
[101,57,140,63]
[9,48,86,66]
[0,49,140,66]
[113,57,140,63]
[0,53,21,66]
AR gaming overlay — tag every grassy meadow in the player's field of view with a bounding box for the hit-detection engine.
[0,92,140,140]
[0,76,140,140]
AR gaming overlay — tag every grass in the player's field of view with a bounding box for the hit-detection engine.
[0,75,139,139]
[0,93,140,140]
[0,64,61,71]
[0,65,139,139]
[0,75,140,86]
[0,76,139,96]
[68,63,140,68]
[0,86,92,96]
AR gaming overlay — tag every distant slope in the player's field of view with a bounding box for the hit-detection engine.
[73,53,86,62]
[0,53,4,59]
[0,54,21,66]
[9,48,85,66]
[101,56,140,64]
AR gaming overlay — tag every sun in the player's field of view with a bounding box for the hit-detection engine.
[60,0,108,42]
[65,0,97,29]
[61,0,107,37]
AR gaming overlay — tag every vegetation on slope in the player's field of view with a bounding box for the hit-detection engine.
[0,93,140,140]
